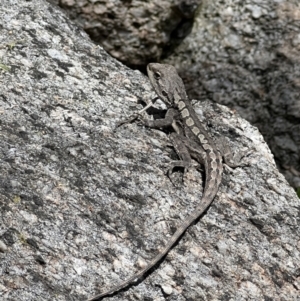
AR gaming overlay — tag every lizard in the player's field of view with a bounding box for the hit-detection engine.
[87,63,223,301]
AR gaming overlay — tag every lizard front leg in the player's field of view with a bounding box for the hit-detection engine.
[138,107,178,128]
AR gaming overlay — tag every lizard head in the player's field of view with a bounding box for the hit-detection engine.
[147,63,187,108]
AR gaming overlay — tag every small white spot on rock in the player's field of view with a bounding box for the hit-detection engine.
[73,258,86,275]
[246,5,263,19]
[124,95,138,103]
[20,58,33,67]
[20,210,38,223]
[223,7,233,16]
[223,34,242,49]
[161,284,173,295]
[136,257,147,269]
[114,157,128,165]
[0,240,8,252]
[47,49,68,61]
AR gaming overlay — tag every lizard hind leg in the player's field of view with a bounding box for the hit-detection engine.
[165,132,193,184]
[216,136,251,169]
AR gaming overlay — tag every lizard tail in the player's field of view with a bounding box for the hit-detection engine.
[86,168,222,301]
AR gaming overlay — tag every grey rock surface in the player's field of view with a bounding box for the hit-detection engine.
[48,0,201,67]
[1,1,300,301]
[164,0,300,189]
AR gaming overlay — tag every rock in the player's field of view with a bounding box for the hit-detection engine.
[47,0,202,67]
[0,1,299,300]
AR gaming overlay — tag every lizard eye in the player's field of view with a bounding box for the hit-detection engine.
[154,72,161,80]
[162,90,168,97]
